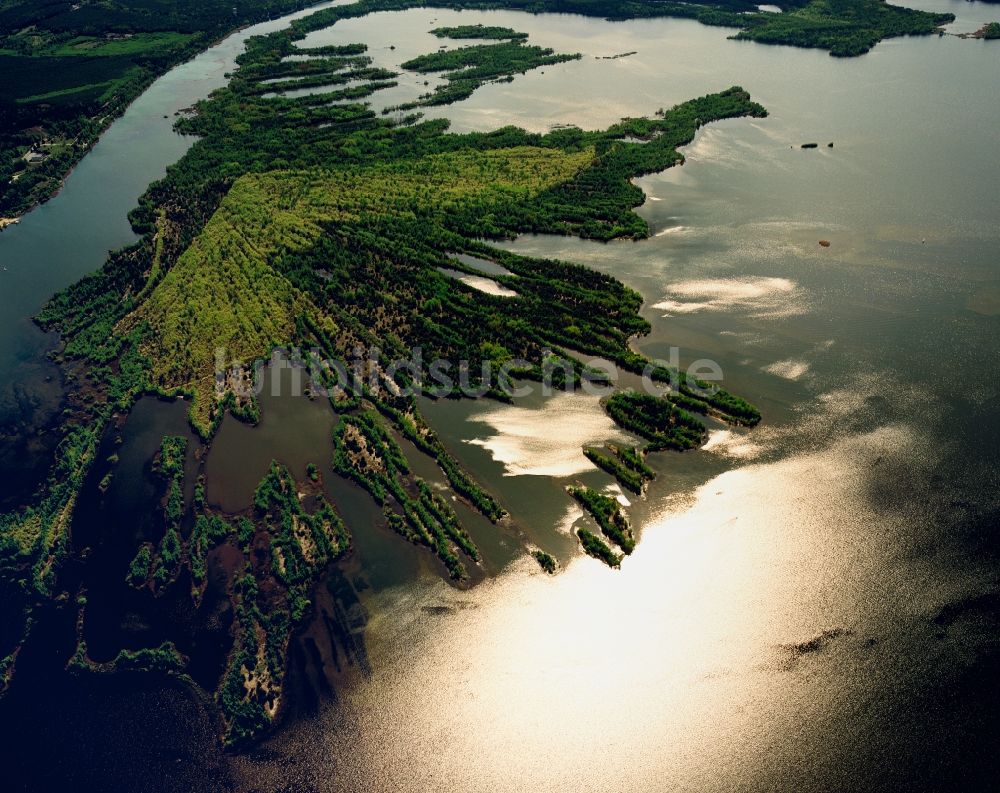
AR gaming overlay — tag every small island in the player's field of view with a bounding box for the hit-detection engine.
[531,549,558,573]
[569,486,636,556]
[583,446,654,495]
[577,528,622,568]
[391,30,581,109]
[431,24,529,40]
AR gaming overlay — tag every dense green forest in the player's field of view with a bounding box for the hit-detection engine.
[432,24,529,40]
[0,0,773,744]
[532,548,558,572]
[731,0,953,57]
[577,527,621,568]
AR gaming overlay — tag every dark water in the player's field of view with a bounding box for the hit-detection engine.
[1,4,998,792]
[1,397,234,792]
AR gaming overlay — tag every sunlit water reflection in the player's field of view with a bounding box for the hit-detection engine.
[229,6,1000,791]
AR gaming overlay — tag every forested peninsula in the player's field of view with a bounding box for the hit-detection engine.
[0,0,773,744]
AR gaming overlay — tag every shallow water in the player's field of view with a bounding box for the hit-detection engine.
[450,252,515,277]
[436,267,519,296]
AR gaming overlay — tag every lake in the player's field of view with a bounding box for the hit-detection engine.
[1,3,998,791]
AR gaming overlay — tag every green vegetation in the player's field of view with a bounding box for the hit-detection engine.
[393,36,579,109]
[617,446,655,478]
[68,638,188,675]
[569,486,634,554]
[333,413,479,579]
[531,549,557,573]
[105,460,351,745]
[110,81,763,432]
[639,366,761,426]
[214,462,350,745]
[122,144,595,430]
[431,24,529,40]
[236,517,256,551]
[218,568,274,745]
[577,527,621,568]
[151,524,181,587]
[77,456,347,745]
[584,445,654,494]
[731,0,953,57]
[146,436,187,591]
[0,0,960,218]
[245,45,398,99]
[113,641,187,673]
[253,461,350,618]
[189,513,230,593]
[605,391,707,451]
[0,421,99,686]
[154,435,186,478]
[125,543,153,588]
[978,22,1000,39]
[378,401,505,521]
[276,0,953,60]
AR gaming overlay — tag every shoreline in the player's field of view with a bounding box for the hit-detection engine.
[956,22,1000,40]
